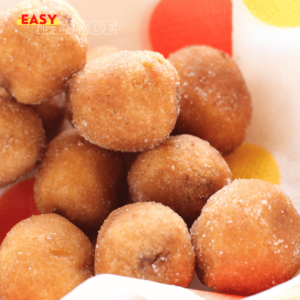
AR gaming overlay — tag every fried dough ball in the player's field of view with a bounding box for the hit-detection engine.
[87,45,122,62]
[169,46,252,155]
[191,179,300,296]
[34,129,127,231]
[0,214,94,300]
[0,0,88,105]
[69,50,179,152]
[0,97,46,188]
[128,135,232,226]
[95,202,195,287]
[32,94,65,141]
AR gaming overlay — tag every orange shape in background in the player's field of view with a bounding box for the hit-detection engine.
[149,0,232,58]
[224,143,280,185]
[0,178,40,245]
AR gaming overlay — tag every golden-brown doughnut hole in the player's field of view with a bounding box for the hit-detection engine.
[169,45,252,155]
[0,214,94,300]
[128,135,232,226]
[191,179,300,296]
[95,202,195,287]
[0,97,46,188]
[34,129,127,231]
[69,50,179,152]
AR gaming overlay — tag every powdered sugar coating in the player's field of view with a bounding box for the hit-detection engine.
[95,202,195,287]
[128,134,232,226]
[0,0,88,104]
[69,50,180,152]
[169,46,252,155]
[0,214,94,300]
[0,97,46,188]
[34,129,127,232]
[191,179,300,296]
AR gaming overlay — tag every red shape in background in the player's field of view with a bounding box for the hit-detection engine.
[0,178,40,245]
[149,0,232,58]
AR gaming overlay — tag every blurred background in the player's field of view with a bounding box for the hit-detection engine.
[1,0,300,292]
[0,0,160,50]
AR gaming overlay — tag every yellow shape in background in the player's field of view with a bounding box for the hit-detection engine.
[224,143,280,185]
[244,0,300,27]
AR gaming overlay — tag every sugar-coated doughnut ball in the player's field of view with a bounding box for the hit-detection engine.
[87,45,122,62]
[169,46,252,155]
[0,214,94,300]
[95,202,195,287]
[34,129,127,231]
[128,135,232,226]
[191,179,300,296]
[69,50,179,152]
[0,97,46,188]
[32,94,65,141]
[0,0,88,104]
